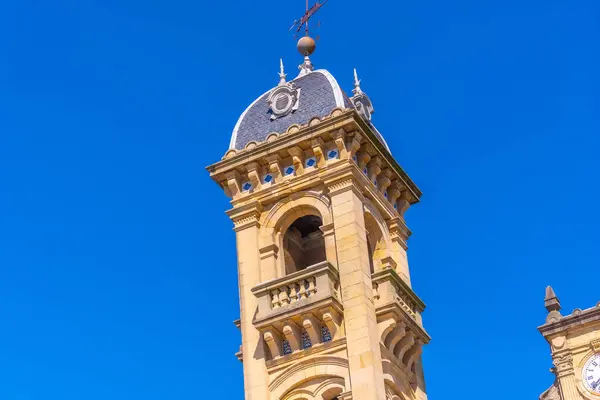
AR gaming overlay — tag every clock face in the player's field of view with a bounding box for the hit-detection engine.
[583,354,600,394]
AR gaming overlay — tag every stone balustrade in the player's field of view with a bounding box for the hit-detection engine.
[252,261,341,326]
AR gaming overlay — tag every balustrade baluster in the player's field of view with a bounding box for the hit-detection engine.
[290,283,299,303]
[279,286,291,306]
[298,279,308,299]
[271,288,281,309]
[307,277,316,297]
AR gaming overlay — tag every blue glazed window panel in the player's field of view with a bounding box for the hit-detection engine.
[321,326,332,343]
[242,182,252,192]
[282,340,292,355]
[263,174,274,184]
[305,157,317,168]
[327,150,338,160]
[284,166,295,176]
[302,331,312,349]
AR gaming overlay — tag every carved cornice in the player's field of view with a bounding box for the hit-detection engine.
[206,110,421,203]
[539,304,600,336]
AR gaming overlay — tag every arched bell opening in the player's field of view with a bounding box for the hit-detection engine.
[283,215,326,275]
[364,212,386,273]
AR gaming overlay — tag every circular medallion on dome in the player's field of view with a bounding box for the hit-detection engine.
[267,84,299,120]
[273,93,292,114]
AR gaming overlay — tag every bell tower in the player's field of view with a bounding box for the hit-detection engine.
[207,32,430,400]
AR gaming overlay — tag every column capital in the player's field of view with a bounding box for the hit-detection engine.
[387,217,412,249]
[552,352,574,377]
[319,222,335,235]
[259,243,279,260]
[324,173,364,199]
[227,202,264,231]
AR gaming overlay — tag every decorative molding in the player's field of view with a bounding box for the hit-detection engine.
[552,353,574,377]
[259,244,279,260]
[269,355,349,393]
[227,202,263,231]
[325,176,364,199]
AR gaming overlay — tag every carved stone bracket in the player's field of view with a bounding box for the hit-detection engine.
[357,151,371,172]
[288,146,305,176]
[322,309,342,340]
[311,138,326,168]
[377,169,393,194]
[331,128,348,159]
[247,161,261,191]
[264,328,283,358]
[282,321,302,352]
[265,154,283,184]
[367,157,383,184]
[348,131,363,160]
[302,314,321,345]
[225,170,242,199]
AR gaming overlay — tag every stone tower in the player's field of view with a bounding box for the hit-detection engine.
[539,287,600,400]
[207,53,430,400]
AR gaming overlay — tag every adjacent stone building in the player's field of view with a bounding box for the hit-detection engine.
[207,44,429,399]
[539,287,600,400]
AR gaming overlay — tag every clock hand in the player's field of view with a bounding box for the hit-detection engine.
[591,378,600,391]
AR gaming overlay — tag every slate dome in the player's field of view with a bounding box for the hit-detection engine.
[228,67,390,152]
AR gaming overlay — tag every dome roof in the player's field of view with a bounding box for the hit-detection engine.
[229,68,390,152]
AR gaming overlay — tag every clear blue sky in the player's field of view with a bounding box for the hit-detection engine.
[1,0,598,398]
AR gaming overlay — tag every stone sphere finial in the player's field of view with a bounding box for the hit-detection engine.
[297,36,316,56]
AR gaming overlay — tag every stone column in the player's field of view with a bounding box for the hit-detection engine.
[320,222,339,268]
[554,353,581,399]
[413,357,428,400]
[259,244,279,282]
[327,176,386,400]
[229,205,269,400]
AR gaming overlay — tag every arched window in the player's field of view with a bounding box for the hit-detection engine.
[283,215,326,275]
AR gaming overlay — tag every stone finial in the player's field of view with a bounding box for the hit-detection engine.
[278,58,287,86]
[353,68,363,95]
[298,56,314,77]
[545,286,562,313]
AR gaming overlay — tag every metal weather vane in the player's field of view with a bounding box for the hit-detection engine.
[289,0,329,38]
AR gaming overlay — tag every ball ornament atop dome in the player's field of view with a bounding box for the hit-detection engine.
[297,36,316,56]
